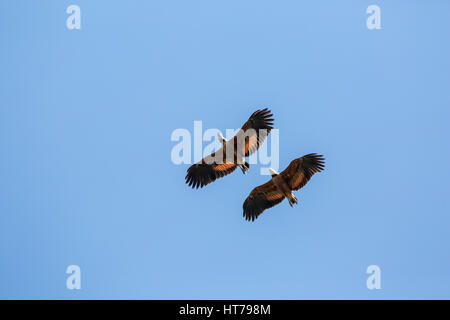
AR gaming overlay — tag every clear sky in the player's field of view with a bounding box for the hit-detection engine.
[1,0,450,299]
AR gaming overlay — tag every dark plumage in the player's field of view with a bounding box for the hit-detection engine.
[243,153,325,221]
[186,108,274,189]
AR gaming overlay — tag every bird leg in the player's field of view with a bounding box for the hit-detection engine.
[240,161,250,174]
[287,193,298,207]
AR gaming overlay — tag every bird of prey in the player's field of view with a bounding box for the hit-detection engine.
[243,153,325,221]
[186,108,274,189]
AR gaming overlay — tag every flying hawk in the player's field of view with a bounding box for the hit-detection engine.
[186,108,274,189]
[243,153,325,221]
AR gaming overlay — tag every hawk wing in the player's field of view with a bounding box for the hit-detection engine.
[243,180,285,221]
[280,153,325,191]
[233,108,274,157]
[185,150,238,189]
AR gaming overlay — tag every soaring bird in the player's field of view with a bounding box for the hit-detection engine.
[186,108,274,189]
[243,153,325,221]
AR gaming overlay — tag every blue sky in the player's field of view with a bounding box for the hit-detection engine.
[1,0,450,299]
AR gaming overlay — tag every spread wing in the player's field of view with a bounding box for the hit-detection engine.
[185,150,238,189]
[233,108,274,157]
[280,153,325,191]
[243,180,285,221]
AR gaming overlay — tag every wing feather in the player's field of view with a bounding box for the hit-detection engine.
[234,108,274,157]
[185,149,238,189]
[281,153,325,191]
[243,180,285,221]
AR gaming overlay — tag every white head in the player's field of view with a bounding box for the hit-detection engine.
[269,168,279,177]
[217,132,226,143]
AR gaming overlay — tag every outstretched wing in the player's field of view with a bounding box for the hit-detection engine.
[243,180,285,221]
[185,150,238,189]
[280,153,325,191]
[233,108,274,157]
